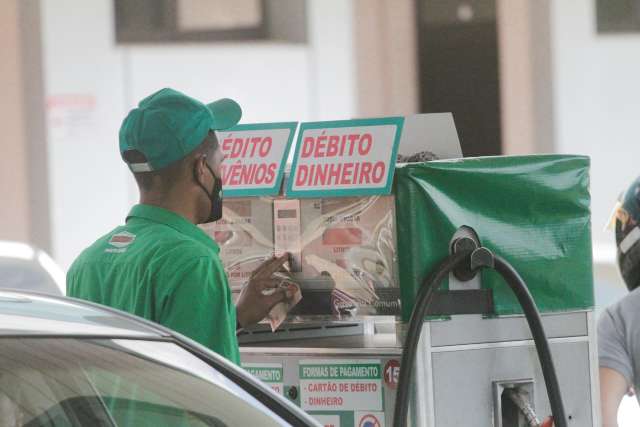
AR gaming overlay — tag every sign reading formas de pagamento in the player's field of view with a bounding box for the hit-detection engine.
[299,359,383,412]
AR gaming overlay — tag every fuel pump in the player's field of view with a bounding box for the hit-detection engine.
[209,154,596,427]
[394,233,565,427]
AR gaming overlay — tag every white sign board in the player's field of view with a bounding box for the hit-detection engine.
[397,113,462,160]
[287,118,403,198]
[242,362,284,395]
[216,122,297,197]
[299,359,383,412]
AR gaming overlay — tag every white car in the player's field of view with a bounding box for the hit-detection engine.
[0,290,319,426]
[0,241,65,295]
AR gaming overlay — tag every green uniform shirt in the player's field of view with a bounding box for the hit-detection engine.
[67,204,240,364]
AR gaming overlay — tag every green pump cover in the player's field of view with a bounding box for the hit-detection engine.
[393,155,594,321]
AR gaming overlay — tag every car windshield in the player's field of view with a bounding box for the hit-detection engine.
[0,338,288,427]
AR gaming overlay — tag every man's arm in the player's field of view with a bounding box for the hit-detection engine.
[598,308,634,427]
[159,256,239,363]
[600,367,629,427]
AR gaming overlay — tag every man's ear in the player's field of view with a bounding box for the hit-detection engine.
[193,155,207,183]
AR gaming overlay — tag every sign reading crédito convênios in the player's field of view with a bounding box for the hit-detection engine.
[216,122,297,197]
[287,118,403,198]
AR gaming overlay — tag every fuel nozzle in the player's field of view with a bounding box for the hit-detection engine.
[450,225,494,282]
[502,387,540,427]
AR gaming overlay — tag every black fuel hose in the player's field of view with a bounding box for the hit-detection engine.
[493,254,567,427]
[393,251,471,426]
[393,250,567,427]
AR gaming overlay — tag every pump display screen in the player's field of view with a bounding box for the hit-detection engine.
[277,209,298,219]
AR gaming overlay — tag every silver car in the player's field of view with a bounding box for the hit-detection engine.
[0,291,319,427]
[0,241,65,295]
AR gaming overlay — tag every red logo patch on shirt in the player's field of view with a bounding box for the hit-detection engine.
[108,231,136,248]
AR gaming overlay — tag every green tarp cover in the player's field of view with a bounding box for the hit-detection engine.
[393,155,594,320]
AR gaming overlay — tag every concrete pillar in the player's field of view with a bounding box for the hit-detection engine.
[0,0,30,242]
[497,0,555,154]
[353,0,419,117]
[0,0,50,251]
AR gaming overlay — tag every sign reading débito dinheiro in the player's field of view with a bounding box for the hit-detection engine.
[287,118,403,198]
[299,359,383,412]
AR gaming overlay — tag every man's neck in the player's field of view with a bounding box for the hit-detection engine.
[139,192,199,224]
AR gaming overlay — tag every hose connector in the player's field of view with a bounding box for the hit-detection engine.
[451,235,495,280]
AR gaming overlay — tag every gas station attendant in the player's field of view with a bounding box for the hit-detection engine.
[67,88,293,364]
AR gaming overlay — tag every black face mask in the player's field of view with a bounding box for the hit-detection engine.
[195,162,223,224]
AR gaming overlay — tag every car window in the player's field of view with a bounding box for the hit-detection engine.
[0,338,290,427]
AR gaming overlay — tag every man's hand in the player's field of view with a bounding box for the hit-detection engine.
[235,254,295,329]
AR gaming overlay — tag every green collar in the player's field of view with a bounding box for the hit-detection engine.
[126,204,219,253]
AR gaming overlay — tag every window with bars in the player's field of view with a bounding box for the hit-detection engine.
[114,0,306,44]
[597,0,640,33]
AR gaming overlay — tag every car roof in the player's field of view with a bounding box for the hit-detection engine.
[0,290,168,338]
[0,291,322,426]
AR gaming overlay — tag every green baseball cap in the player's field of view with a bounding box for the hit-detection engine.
[119,87,242,172]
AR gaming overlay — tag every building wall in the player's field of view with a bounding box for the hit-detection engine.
[37,0,640,274]
[550,0,640,264]
[497,0,555,156]
[41,0,130,270]
[40,0,356,270]
[0,0,30,242]
[353,0,419,117]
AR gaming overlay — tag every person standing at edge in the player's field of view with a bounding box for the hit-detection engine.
[599,176,640,426]
[67,88,292,364]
